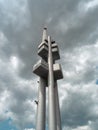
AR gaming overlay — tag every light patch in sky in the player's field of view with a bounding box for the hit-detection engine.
[0,0,29,30]
[55,20,69,33]
[86,0,98,9]
[78,51,89,65]
[72,125,92,130]
[10,56,19,70]
[75,65,84,73]
[94,41,98,47]
[65,71,75,77]
[63,125,91,130]
[0,31,8,47]
[24,128,35,130]
[0,90,10,120]
[83,0,98,12]
[46,17,52,24]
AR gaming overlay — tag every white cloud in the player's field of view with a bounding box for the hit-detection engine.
[61,41,98,85]
[0,90,11,120]
[85,0,98,10]
[58,41,98,130]
[63,125,92,130]
[0,31,8,47]
[0,50,37,129]
[0,0,30,30]
[10,56,19,69]
[24,128,35,130]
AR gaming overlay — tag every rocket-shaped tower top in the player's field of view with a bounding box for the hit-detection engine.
[33,27,63,80]
[38,28,48,60]
[38,28,60,61]
[42,27,47,42]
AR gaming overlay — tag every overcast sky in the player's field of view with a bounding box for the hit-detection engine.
[0,0,98,130]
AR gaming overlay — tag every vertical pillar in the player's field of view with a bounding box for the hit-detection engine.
[54,81,62,130]
[48,36,56,130]
[36,27,47,130]
[36,77,46,130]
[42,27,47,42]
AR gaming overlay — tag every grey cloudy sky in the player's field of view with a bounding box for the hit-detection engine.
[0,0,98,130]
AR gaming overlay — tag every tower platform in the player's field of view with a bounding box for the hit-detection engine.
[33,59,63,80]
[38,43,60,60]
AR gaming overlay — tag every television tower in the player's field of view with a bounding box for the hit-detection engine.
[33,28,63,130]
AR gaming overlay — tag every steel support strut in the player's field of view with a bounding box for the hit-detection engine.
[36,77,46,130]
[55,81,62,130]
[48,36,56,130]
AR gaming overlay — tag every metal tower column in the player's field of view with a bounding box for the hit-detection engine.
[55,81,62,130]
[48,36,56,130]
[35,28,47,130]
[36,77,46,130]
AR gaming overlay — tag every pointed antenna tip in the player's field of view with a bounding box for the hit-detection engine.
[44,26,47,30]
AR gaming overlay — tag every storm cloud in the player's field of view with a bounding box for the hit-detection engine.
[0,0,98,130]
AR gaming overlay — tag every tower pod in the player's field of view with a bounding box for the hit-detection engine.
[33,59,48,78]
[52,43,60,60]
[53,64,63,80]
[33,59,63,80]
[38,42,48,60]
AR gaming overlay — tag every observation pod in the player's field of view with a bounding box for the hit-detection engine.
[33,59,63,80]
[52,43,60,60]
[38,41,48,60]
[33,59,48,79]
[38,41,60,61]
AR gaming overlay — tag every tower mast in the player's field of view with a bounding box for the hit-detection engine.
[33,27,63,130]
[35,28,47,130]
